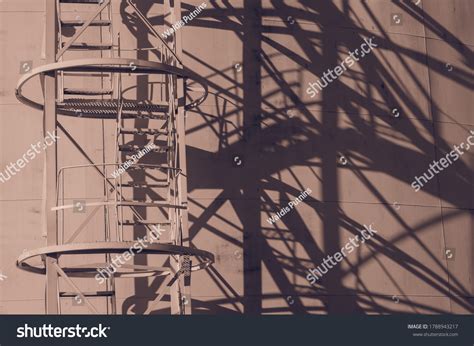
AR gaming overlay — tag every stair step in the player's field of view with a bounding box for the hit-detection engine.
[58,99,169,114]
[65,42,113,50]
[119,220,171,226]
[64,87,113,96]
[119,128,168,136]
[125,164,174,171]
[60,291,114,298]
[117,201,185,209]
[121,181,170,188]
[119,144,170,153]
[60,0,105,3]
[61,19,111,26]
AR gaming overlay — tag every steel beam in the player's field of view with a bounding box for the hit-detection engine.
[44,0,59,315]
[174,0,193,315]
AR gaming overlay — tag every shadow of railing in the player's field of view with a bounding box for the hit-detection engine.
[120,0,474,315]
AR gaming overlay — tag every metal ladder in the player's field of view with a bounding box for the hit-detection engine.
[55,0,188,314]
[15,0,213,316]
[56,0,117,314]
[113,87,177,245]
[57,0,115,103]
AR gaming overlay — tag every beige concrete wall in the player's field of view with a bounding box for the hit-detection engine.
[0,0,472,314]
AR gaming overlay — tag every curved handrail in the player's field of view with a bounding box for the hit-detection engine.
[15,58,208,113]
[17,242,214,276]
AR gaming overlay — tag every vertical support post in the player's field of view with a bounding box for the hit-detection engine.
[169,0,191,315]
[44,0,59,314]
[174,76,191,314]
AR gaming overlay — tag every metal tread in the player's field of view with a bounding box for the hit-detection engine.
[119,128,168,136]
[65,42,113,50]
[58,99,169,112]
[121,181,170,187]
[118,220,171,226]
[57,99,169,119]
[60,291,115,297]
[117,201,185,209]
[60,0,105,4]
[61,19,111,26]
[64,110,167,120]
[124,164,175,171]
[119,144,170,153]
[64,87,113,96]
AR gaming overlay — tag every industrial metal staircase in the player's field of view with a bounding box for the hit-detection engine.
[16,0,213,315]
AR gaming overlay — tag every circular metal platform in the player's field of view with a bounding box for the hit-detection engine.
[15,58,208,116]
[17,242,214,278]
